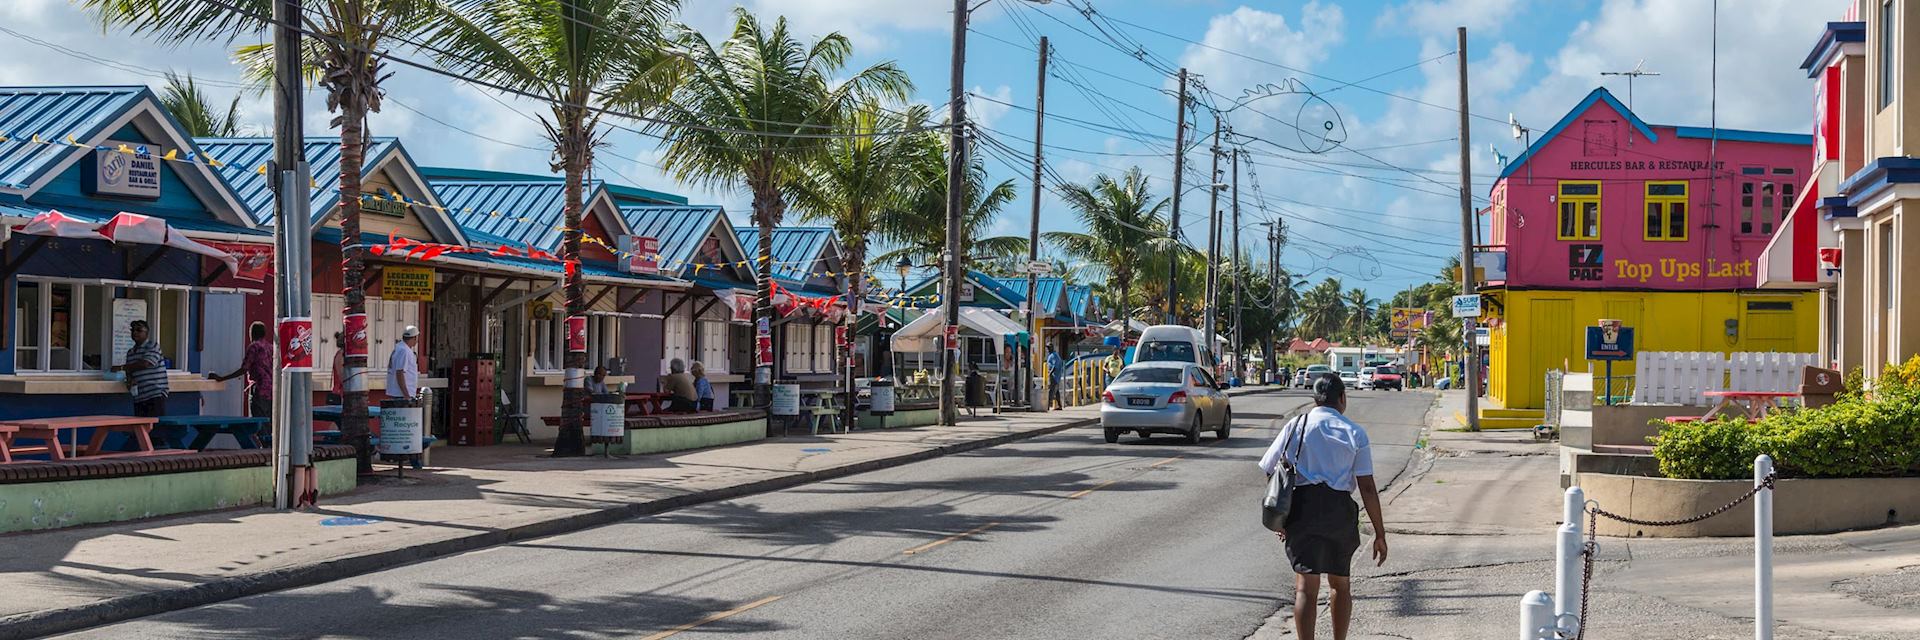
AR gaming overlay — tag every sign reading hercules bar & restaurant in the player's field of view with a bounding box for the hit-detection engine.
[85,140,161,199]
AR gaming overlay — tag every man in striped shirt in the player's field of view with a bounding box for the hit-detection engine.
[112,320,171,420]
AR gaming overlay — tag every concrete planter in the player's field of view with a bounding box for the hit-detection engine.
[610,412,770,456]
[855,407,940,430]
[0,446,359,534]
[1576,472,1920,537]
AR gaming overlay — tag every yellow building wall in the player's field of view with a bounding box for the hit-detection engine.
[1487,288,1821,409]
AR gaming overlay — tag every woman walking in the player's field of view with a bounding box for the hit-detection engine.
[1259,374,1388,640]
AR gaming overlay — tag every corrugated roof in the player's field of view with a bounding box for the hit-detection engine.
[619,204,723,267]
[990,276,1065,311]
[195,136,400,226]
[0,86,146,189]
[1066,284,1094,318]
[432,179,606,251]
[736,226,836,285]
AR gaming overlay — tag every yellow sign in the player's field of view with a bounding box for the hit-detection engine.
[382,266,436,301]
[530,300,553,320]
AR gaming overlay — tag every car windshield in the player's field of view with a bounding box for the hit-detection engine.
[1114,367,1183,384]
[1374,366,1398,375]
[1306,365,1330,372]
[1136,341,1195,363]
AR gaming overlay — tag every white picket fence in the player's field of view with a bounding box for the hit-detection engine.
[1631,351,1820,406]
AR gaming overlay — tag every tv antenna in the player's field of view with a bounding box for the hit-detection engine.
[1601,60,1662,110]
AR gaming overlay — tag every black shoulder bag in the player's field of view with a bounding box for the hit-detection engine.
[1261,414,1308,532]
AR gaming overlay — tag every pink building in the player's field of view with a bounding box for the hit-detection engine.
[1481,87,1823,410]
[1487,87,1815,291]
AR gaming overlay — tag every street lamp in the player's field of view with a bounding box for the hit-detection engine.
[896,255,913,294]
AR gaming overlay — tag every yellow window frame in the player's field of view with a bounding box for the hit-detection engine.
[1644,181,1689,242]
[1557,181,1601,241]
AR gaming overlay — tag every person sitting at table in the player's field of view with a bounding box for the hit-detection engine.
[690,360,714,411]
[586,364,612,395]
[660,358,698,413]
[113,320,177,448]
[211,322,274,419]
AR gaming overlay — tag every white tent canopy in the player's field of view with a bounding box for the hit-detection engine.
[1104,318,1150,335]
[892,307,1028,352]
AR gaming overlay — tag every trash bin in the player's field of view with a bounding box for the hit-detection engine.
[965,370,987,407]
[589,393,624,442]
[378,398,424,457]
[1030,376,1049,413]
[870,378,895,416]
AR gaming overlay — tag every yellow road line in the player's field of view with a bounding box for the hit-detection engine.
[641,595,783,640]
[1066,479,1121,499]
[902,521,1002,555]
[1148,454,1185,467]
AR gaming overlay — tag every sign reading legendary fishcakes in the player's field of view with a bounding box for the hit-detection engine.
[1567,160,1727,172]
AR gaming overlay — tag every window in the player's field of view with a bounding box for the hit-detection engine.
[1557,182,1601,240]
[663,312,693,373]
[783,323,812,374]
[1113,367,1181,384]
[1745,301,1795,311]
[698,318,729,374]
[1644,182,1689,241]
[1882,0,1895,110]
[13,280,187,374]
[1137,340,1196,363]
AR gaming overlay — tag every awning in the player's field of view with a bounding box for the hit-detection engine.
[1104,318,1150,335]
[16,210,239,273]
[1756,174,1830,288]
[891,307,1031,352]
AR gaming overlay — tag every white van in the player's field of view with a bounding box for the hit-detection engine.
[1133,325,1216,371]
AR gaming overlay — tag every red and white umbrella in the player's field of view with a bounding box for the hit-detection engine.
[18,210,239,273]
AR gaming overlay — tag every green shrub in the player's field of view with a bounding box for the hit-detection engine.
[1651,416,1761,480]
[1651,356,1920,480]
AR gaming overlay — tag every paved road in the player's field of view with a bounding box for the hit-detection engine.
[60,389,1434,640]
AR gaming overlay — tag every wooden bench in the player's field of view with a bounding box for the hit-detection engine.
[0,425,14,463]
[0,416,159,461]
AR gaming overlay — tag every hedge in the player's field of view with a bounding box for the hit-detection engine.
[1651,357,1920,480]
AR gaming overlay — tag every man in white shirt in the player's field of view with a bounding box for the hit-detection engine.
[388,325,420,399]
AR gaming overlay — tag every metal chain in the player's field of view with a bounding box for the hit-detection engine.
[1570,473,1777,640]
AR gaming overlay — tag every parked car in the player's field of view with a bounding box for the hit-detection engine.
[1365,364,1404,391]
[1338,370,1360,388]
[1357,366,1377,389]
[1295,364,1332,388]
[1100,361,1231,444]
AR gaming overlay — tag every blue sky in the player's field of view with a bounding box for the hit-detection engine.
[0,0,1848,293]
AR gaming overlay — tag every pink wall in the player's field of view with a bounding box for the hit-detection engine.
[1490,90,1812,291]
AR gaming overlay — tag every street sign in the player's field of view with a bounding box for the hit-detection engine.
[1585,325,1634,361]
[1023,261,1053,274]
[1450,294,1482,318]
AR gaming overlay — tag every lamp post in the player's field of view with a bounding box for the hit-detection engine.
[896,256,912,295]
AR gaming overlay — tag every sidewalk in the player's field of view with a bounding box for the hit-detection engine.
[0,405,1112,639]
[1385,389,1564,536]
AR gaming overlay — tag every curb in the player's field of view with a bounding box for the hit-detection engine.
[0,415,1098,640]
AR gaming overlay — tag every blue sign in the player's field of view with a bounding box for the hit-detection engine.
[1585,326,1634,361]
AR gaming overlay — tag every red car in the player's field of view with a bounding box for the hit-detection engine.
[1362,365,1404,391]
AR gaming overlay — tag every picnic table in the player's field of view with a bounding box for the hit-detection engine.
[0,425,14,463]
[1699,390,1798,421]
[625,391,671,416]
[153,415,269,451]
[313,404,384,424]
[0,415,160,461]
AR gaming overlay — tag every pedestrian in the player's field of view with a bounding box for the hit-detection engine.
[112,320,177,447]
[212,322,274,418]
[1045,348,1065,410]
[660,358,697,412]
[691,361,714,411]
[328,328,347,403]
[586,364,612,395]
[388,325,420,400]
[1258,373,1388,640]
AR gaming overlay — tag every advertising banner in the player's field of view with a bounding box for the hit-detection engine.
[381,266,436,301]
[279,316,314,372]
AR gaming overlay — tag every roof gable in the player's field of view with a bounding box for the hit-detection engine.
[196,136,464,243]
[620,204,754,282]
[0,86,250,226]
[737,226,842,287]
[1498,87,1658,181]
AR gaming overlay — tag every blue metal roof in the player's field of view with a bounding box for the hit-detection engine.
[1671,127,1813,146]
[736,226,837,285]
[1066,284,1094,318]
[989,276,1065,312]
[196,136,401,226]
[1497,88,1657,182]
[432,179,605,252]
[620,204,724,267]
[0,86,147,189]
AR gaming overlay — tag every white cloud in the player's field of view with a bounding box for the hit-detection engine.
[1175,3,1346,98]
[967,84,1014,131]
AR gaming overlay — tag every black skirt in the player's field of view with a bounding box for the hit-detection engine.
[1282,483,1361,576]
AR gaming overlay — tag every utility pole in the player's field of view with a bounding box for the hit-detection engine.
[940,0,969,426]
[1164,68,1188,325]
[270,0,315,508]
[1203,119,1220,352]
[1230,149,1242,382]
[1457,26,1481,431]
[1025,36,1049,411]
[1266,222,1280,385]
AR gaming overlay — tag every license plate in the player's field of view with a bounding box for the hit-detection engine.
[1127,397,1153,407]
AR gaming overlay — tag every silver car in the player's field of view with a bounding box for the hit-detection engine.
[1100,361,1231,444]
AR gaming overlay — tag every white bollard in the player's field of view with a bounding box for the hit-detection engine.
[1519,590,1556,640]
[1556,486,1585,624]
[1755,454,1774,640]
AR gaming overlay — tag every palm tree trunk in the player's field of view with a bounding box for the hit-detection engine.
[339,107,373,474]
[553,111,589,457]
[842,238,864,431]
[751,154,783,414]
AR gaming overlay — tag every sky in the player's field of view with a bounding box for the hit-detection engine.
[0,0,1851,294]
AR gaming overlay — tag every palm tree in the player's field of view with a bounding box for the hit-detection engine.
[791,100,930,311]
[430,0,683,457]
[1044,168,1168,338]
[1345,288,1379,340]
[1297,278,1347,340]
[647,8,908,397]
[876,146,1025,275]
[84,0,442,473]
[158,72,241,137]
